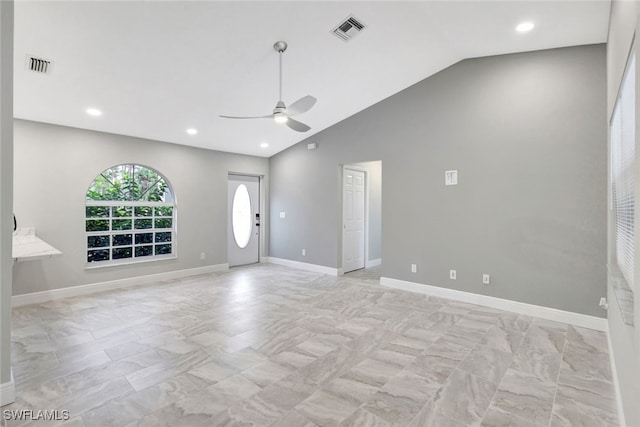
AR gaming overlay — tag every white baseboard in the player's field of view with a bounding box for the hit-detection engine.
[607,320,627,427]
[0,370,15,407]
[380,277,607,331]
[264,257,339,276]
[365,258,382,268]
[12,264,229,307]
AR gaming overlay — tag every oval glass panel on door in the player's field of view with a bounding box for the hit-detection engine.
[232,184,252,249]
[228,175,260,266]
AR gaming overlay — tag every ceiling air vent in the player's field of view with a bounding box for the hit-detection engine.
[332,15,365,41]
[25,55,53,75]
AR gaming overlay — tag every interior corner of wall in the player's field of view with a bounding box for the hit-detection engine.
[0,369,15,407]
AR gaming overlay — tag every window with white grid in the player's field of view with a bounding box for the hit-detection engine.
[611,52,636,290]
[85,164,176,267]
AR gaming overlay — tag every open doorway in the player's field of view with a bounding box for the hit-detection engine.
[341,161,382,275]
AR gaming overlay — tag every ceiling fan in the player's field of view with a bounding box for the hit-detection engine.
[219,41,317,132]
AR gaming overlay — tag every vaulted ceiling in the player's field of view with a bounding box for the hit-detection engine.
[14,1,611,157]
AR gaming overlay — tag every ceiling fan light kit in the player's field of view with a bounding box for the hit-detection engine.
[219,41,316,132]
[274,114,288,124]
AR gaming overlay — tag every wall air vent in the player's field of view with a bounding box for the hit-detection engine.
[332,15,366,41]
[25,55,53,75]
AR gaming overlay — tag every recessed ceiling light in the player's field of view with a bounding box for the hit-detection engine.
[260,142,269,148]
[186,128,198,135]
[516,22,535,33]
[86,108,102,116]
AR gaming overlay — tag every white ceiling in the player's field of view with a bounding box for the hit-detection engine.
[14,1,611,158]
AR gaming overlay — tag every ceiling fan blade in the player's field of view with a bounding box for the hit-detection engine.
[286,117,311,132]
[287,95,317,116]
[219,114,274,119]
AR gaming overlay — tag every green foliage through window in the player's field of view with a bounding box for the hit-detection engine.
[86,206,109,218]
[86,164,173,202]
[86,220,109,232]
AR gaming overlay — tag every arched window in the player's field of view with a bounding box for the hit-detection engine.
[85,164,176,265]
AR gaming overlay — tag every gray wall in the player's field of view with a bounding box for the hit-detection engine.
[270,44,607,317]
[353,161,382,262]
[0,0,14,388]
[606,1,640,425]
[13,120,269,295]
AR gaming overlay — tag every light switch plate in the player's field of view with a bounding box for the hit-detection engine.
[445,170,458,186]
[279,212,286,219]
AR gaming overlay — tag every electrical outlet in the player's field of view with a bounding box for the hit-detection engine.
[302,249,306,256]
[200,252,205,260]
[599,297,609,310]
[411,264,417,273]
[279,212,286,219]
[482,274,490,285]
[450,270,456,280]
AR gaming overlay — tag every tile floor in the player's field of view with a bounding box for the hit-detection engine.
[3,264,618,427]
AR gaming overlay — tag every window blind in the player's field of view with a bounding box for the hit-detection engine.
[612,53,636,289]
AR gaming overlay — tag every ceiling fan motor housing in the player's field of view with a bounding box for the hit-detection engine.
[273,100,287,115]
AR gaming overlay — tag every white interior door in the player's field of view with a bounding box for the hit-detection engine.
[343,168,365,273]
[228,175,260,267]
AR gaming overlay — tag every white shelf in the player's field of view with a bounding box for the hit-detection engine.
[13,228,62,261]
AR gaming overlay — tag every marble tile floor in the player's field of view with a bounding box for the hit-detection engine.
[3,264,618,427]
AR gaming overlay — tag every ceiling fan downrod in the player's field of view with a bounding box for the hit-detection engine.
[274,41,287,104]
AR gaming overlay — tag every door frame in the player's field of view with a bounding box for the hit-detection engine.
[341,165,369,274]
[227,172,266,265]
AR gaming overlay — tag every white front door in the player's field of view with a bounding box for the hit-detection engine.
[343,168,365,273]
[228,175,260,267]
